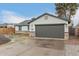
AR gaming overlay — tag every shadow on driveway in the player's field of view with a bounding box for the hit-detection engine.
[0,35,11,45]
[34,39,64,50]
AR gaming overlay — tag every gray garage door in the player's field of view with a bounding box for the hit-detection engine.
[35,24,64,38]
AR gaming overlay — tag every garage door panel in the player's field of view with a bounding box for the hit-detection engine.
[35,24,64,38]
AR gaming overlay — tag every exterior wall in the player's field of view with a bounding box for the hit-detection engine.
[64,32,69,40]
[7,24,14,28]
[29,25,69,40]
[21,26,28,31]
[64,24,69,40]
[15,25,29,32]
[15,26,19,31]
[29,15,69,40]
[64,24,69,33]
[29,15,68,32]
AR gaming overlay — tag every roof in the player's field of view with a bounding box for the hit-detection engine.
[28,13,68,24]
[15,20,30,26]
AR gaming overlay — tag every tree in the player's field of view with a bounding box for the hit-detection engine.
[55,3,78,24]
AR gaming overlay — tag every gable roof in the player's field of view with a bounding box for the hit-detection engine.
[15,20,30,26]
[28,13,68,24]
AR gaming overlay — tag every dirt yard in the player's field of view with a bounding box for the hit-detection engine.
[0,35,10,45]
[0,35,79,56]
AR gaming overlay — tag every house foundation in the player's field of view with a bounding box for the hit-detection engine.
[29,31,69,40]
[64,32,69,40]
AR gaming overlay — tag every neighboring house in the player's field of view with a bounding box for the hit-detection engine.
[0,23,15,28]
[15,20,30,32]
[28,13,69,40]
[0,23,15,35]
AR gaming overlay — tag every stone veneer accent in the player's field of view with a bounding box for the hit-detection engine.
[29,31,35,37]
[64,32,69,40]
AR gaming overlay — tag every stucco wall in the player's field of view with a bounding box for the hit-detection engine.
[15,26,19,31]
[29,14,69,39]
[64,24,69,33]
[29,15,68,32]
[7,24,15,28]
[15,26,29,31]
[21,26,28,31]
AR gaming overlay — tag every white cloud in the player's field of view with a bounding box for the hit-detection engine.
[0,10,29,24]
[72,7,79,27]
[2,10,79,26]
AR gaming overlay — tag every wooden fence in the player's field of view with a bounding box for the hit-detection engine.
[0,28,15,35]
[75,28,79,36]
[69,27,75,36]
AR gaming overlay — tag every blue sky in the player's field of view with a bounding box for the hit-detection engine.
[0,3,55,17]
[0,3,78,26]
[0,3,56,23]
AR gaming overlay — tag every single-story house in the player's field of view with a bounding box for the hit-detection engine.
[28,13,69,40]
[0,23,15,28]
[14,13,69,40]
[15,20,30,33]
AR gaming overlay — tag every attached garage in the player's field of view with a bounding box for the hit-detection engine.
[29,13,69,40]
[35,24,64,38]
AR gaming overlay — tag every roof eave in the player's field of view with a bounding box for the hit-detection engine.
[28,13,68,24]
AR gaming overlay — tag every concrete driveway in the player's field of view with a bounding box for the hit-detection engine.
[0,35,79,56]
[64,38,79,56]
[0,35,65,56]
